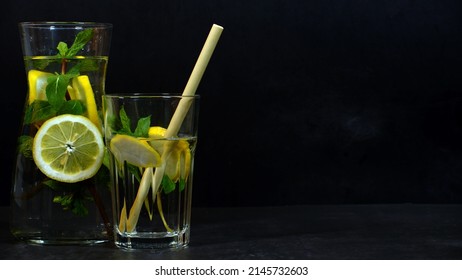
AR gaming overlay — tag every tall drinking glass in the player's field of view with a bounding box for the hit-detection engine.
[103,94,200,249]
[10,22,113,244]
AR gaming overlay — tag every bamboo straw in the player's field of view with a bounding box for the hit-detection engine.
[166,24,224,137]
[125,24,224,232]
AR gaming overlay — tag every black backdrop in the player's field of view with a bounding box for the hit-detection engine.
[2,0,462,207]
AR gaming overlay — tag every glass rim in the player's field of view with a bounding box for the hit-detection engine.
[19,21,113,29]
[104,93,200,99]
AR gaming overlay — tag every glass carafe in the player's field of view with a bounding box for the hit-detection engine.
[10,22,113,245]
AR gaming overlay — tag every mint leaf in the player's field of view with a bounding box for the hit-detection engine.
[66,64,82,76]
[55,29,93,58]
[46,73,78,109]
[115,107,152,137]
[47,180,93,216]
[77,59,100,72]
[46,75,69,109]
[162,175,175,194]
[102,148,110,169]
[127,164,142,182]
[43,180,61,191]
[57,42,68,57]
[24,101,57,124]
[118,107,133,135]
[133,116,151,137]
[18,135,33,159]
[65,29,93,57]
[53,194,89,216]
[58,100,85,115]
[43,179,83,192]
[71,198,89,216]
[32,59,51,70]
[53,194,73,209]
[105,114,118,134]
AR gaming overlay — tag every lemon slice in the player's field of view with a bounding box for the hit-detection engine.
[28,70,52,104]
[110,134,161,168]
[148,126,191,181]
[33,114,104,183]
[68,75,101,130]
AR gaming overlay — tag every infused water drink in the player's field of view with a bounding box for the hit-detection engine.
[104,94,200,249]
[10,22,112,244]
[110,136,197,248]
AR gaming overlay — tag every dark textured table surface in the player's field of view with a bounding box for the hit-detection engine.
[1,204,461,260]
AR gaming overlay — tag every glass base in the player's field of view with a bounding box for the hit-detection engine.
[11,230,110,246]
[114,229,190,250]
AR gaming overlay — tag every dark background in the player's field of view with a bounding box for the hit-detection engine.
[2,0,462,207]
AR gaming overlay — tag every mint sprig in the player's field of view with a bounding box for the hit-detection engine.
[23,29,93,125]
[115,107,151,138]
[43,179,94,216]
[46,73,77,108]
[57,29,94,58]
[110,107,185,195]
[110,107,151,183]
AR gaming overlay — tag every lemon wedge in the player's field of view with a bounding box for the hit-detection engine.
[32,114,104,183]
[148,126,167,139]
[68,75,101,130]
[28,70,52,104]
[110,134,161,168]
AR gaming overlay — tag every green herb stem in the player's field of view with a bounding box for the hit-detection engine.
[88,184,113,239]
[61,59,67,74]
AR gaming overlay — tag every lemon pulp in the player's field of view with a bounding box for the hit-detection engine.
[32,114,104,183]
